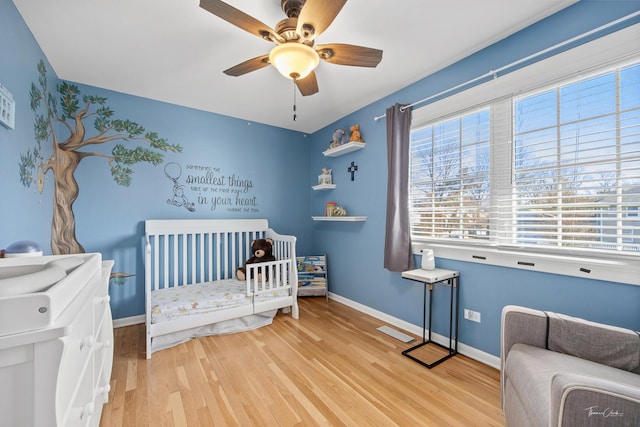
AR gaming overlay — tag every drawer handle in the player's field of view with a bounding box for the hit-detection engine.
[95,340,112,351]
[80,335,94,350]
[96,384,111,400]
[81,402,95,419]
[94,295,111,305]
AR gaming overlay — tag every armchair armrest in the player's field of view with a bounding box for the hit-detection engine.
[550,372,640,427]
[500,305,549,405]
[501,305,549,357]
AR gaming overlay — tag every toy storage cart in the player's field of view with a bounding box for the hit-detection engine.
[296,255,328,299]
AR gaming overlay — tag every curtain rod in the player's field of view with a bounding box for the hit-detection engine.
[373,10,640,122]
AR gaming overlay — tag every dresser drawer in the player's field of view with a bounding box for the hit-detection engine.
[93,304,113,400]
[63,360,95,427]
[92,275,110,327]
[56,281,99,421]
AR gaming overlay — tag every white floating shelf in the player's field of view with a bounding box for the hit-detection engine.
[312,184,336,190]
[312,216,368,222]
[323,142,365,157]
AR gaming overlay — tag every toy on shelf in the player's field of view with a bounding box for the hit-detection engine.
[318,168,332,185]
[325,202,347,217]
[332,205,347,216]
[349,124,363,142]
[329,128,349,149]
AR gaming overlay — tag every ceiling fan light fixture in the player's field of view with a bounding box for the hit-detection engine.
[269,43,319,80]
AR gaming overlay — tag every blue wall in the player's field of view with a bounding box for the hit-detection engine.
[2,0,638,357]
[1,0,57,250]
[306,0,640,357]
[0,0,311,320]
[68,84,312,319]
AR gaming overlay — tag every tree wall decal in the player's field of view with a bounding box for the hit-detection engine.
[19,60,182,254]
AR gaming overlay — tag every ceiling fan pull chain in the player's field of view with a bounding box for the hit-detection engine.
[292,77,297,121]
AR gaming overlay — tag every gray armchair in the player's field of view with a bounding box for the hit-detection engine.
[500,305,640,426]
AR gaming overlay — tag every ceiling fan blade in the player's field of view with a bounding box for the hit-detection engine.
[223,54,271,77]
[296,0,347,42]
[199,0,281,43]
[316,44,383,67]
[296,72,319,96]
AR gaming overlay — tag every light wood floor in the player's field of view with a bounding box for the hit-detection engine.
[100,297,505,426]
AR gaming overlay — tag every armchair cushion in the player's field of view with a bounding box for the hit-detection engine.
[547,311,640,372]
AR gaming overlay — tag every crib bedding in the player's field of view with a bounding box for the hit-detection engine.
[151,278,290,324]
[150,309,278,353]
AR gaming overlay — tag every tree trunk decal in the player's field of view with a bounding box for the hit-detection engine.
[19,60,182,255]
[51,147,83,254]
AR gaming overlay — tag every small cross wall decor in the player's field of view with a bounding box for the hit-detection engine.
[348,161,358,181]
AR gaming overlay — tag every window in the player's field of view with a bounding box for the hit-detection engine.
[409,60,640,257]
[410,109,491,241]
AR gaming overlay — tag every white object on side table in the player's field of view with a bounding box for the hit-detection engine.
[420,249,435,270]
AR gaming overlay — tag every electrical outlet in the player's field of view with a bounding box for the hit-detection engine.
[464,308,481,323]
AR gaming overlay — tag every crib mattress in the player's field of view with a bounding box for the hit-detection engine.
[150,278,289,324]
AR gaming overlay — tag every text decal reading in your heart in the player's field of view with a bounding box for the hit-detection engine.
[164,162,259,213]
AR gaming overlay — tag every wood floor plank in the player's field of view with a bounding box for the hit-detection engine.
[100,297,505,426]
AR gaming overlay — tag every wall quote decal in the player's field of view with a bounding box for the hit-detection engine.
[165,162,260,213]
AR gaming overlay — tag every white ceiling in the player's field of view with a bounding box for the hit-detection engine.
[13,0,576,134]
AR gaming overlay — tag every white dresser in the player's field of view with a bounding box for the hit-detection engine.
[0,255,114,427]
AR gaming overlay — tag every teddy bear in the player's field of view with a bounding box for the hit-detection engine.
[331,205,347,216]
[349,124,363,142]
[236,238,276,281]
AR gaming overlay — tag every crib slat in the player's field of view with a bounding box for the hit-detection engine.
[198,233,201,282]
[173,234,178,287]
[152,235,159,291]
[188,233,191,283]
[207,233,212,282]
[242,232,248,278]
[225,233,229,280]
[231,232,236,280]
[180,233,184,285]
[219,232,225,281]
[164,234,170,289]
[191,233,196,284]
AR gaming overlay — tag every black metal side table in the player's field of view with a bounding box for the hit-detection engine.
[401,268,459,369]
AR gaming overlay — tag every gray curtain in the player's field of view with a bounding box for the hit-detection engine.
[384,103,414,272]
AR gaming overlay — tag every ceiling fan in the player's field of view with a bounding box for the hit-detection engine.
[199,0,383,96]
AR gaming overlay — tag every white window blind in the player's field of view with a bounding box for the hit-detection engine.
[409,60,640,257]
[505,63,640,253]
[410,108,491,241]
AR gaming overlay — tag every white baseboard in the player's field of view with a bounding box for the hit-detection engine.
[113,314,145,329]
[328,292,500,370]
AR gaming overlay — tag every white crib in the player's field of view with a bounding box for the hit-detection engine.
[145,219,298,359]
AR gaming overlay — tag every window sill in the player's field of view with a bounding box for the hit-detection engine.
[411,241,639,286]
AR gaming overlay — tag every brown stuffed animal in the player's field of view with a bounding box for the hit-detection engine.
[349,124,363,142]
[236,238,276,281]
